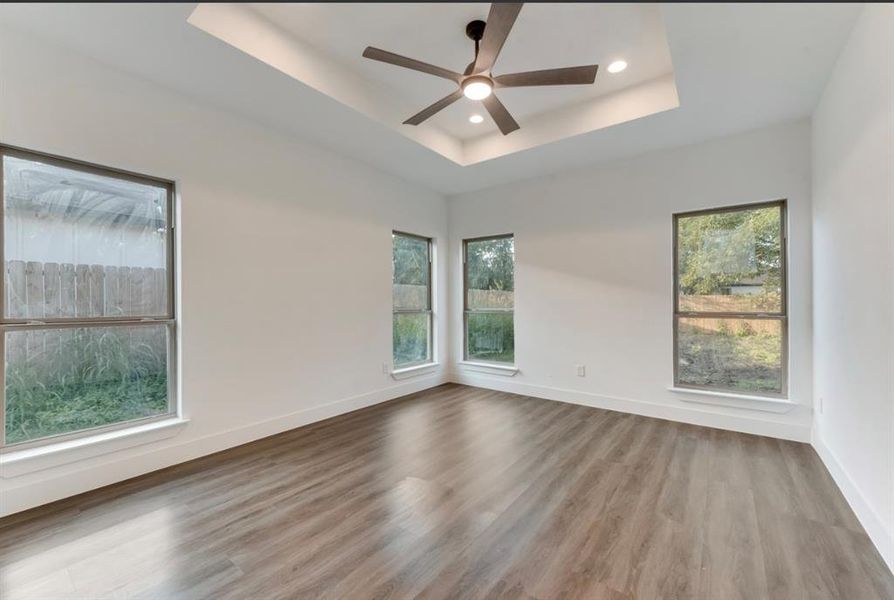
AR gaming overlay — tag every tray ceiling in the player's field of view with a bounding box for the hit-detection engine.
[0,3,862,194]
[188,3,679,165]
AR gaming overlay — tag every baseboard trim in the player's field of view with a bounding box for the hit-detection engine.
[0,374,447,517]
[449,372,811,442]
[812,432,894,573]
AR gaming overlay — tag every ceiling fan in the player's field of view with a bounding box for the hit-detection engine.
[361,3,598,135]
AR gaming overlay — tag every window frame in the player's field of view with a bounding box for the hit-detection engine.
[391,230,433,369]
[463,233,515,366]
[0,144,178,450]
[672,199,788,398]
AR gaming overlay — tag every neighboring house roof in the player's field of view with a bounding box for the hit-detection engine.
[4,155,166,229]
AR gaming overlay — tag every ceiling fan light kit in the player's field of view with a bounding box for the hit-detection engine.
[462,76,493,100]
[361,2,599,136]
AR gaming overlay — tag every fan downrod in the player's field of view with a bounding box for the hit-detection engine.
[464,20,487,75]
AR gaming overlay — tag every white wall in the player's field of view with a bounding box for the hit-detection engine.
[0,27,448,515]
[2,12,887,544]
[811,4,894,570]
[449,119,814,441]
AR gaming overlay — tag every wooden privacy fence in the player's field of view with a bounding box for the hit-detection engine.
[467,289,513,309]
[4,260,167,320]
[679,294,782,335]
[679,293,781,314]
[3,260,168,381]
[392,283,428,309]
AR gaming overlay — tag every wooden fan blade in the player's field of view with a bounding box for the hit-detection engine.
[472,3,523,74]
[363,47,461,83]
[403,90,464,126]
[494,65,598,88]
[482,93,520,135]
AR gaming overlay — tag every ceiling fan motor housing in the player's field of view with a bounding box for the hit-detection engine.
[465,20,486,42]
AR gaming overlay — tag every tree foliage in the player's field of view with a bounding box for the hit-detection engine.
[467,237,514,292]
[677,206,781,298]
[392,234,428,286]
[5,327,168,444]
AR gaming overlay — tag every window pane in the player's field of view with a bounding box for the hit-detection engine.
[4,324,170,445]
[467,312,514,364]
[3,155,169,319]
[466,237,514,310]
[393,312,430,367]
[392,234,429,310]
[677,317,782,394]
[677,205,782,313]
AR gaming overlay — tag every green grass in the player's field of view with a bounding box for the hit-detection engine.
[466,312,514,364]
[393,313,431,367]
[5,373,168,445]
[468,349,515,364]
[392,311,515,367]
[678,327,781,393]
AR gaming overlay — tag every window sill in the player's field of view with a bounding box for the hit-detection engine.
[391,362,440,380]
[457,361,519,377]
[668,386,795,413]
[0,417,189,478]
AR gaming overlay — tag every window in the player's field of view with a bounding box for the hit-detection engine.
[392,232,432,368]
[1,146,176,448]
[673,201,786,396]
[464,235,514,364]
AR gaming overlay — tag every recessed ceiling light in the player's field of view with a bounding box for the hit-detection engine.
[469,114,484,124]
[462,76,493,100]
[607,60,628,74]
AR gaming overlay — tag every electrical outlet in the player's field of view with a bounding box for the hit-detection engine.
[576,364,586,377]
[819,397,824,414]
[382,362,390,375]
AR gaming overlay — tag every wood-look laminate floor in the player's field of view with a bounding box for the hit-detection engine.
[1,384,892,600]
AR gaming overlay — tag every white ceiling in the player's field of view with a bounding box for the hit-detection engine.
[249,3,674,141]
[0,3,861,195]
[186,3,679,164]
